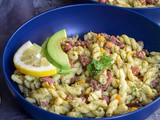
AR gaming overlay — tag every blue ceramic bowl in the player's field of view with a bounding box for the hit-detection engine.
[76,0,160,24]
[2,4,160,120]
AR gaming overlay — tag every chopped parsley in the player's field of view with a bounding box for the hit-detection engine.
[100,55,113,68]
[87,55,112,77]
[87,59,103,71]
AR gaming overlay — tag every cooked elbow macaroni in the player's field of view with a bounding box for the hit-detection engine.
[11,32,160,118]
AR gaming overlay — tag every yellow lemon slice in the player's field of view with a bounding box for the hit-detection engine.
[13,41,57,77]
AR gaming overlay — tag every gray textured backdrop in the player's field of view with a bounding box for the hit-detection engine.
[0,0,159,120]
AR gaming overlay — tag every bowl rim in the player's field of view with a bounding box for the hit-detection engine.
[83,0,160,10]
[2,4,160,120]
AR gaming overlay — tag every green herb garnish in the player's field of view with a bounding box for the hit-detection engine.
[158,78,160,85]
[87,55,112,77]
[87,59,102,71]
[100,55,113,68]
[87,60,101,77]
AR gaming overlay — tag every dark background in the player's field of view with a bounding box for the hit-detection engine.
[0,0,159,120]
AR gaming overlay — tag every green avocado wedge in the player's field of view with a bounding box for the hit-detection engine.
[47,29,71,70]
[41,38,62,69]
[41,30,72,74]
[57,68,72,74]
[41,39,48,57]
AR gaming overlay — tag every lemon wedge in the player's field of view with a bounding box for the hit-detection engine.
[13,41,57,77]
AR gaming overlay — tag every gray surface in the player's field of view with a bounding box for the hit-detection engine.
[0,0,159,120]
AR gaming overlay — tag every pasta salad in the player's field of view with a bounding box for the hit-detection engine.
[11,31,160,118]
[97,0,160,8]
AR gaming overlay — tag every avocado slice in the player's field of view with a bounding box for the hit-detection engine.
[57,68,72,74]
[41,30,72,74]
[41,38,61,69]
[40,40,48,57]
[47,29,71,70]
[41,38,72,74]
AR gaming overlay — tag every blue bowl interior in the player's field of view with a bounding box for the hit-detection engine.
[3,4,160,120]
